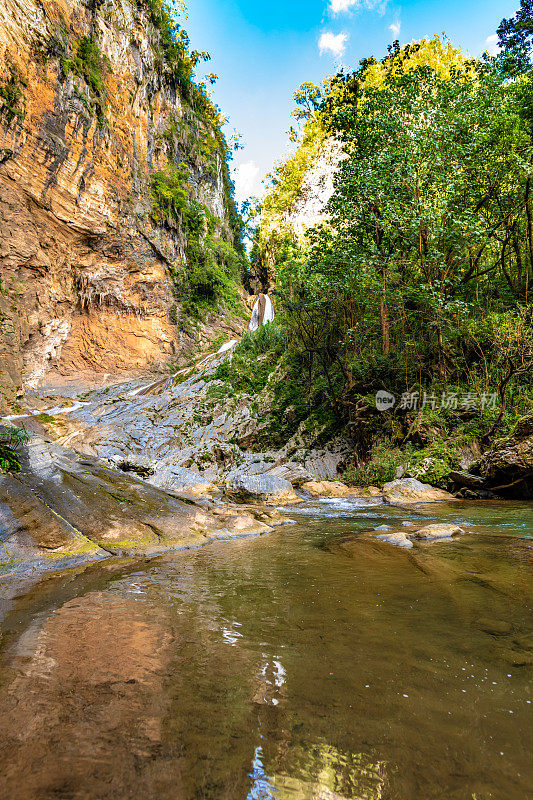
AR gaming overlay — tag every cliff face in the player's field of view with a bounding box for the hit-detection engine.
[0,0,237,409]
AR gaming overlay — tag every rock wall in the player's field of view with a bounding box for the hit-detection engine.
[0,0,235,409]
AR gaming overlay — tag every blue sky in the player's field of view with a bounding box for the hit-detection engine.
[183,0,518,204]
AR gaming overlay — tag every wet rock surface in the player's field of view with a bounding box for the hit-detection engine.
[375,531,413,548]
[410,523,465,541]
[0,434,274,572]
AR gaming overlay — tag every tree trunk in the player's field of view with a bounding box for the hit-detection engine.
[380,268,390,356]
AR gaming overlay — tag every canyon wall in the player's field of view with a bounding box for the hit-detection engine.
[0,0,237,409]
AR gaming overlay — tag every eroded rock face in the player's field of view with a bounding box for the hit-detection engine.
[479,415,533,498]
[0,0,236,410]
[383,478,455,505]
[0,435,272,569]
[148,465,216,497]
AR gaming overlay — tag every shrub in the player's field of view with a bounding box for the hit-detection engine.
[0,426,29,473]
[150,163,190,225]
[342,444,406,487]
[0,66,26,123]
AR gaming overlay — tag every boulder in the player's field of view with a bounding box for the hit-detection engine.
[449,470,486,489]
[264,462,311,484]
[301,480,351,497]
[224,473,299,504]
[478,415,533,498]
[359,486,383,496]
[375,532,413,548]
[383,478,455,504]
[149,465,216,497]
[410,523,464,540]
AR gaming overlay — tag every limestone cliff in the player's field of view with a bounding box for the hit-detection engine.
[0,0,242,410]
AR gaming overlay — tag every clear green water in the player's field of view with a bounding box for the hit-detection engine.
[0,499,531,800]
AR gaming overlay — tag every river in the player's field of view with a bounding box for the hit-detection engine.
[0,498,531,799]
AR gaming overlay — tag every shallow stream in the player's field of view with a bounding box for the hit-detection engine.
[0,499,531,799]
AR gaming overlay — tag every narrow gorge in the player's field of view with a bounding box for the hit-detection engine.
[0,0,531,798]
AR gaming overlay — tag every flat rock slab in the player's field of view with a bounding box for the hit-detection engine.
[149,465,216,497]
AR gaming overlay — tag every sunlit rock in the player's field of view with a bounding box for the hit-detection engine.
[383,478,455,504]
[301,480,352,497]
[410,523,465,540]
[148,465,216,497]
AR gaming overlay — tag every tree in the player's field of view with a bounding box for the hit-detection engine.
[292,82,322,121]
[498,0,533,71]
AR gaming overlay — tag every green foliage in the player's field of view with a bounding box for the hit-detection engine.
[150,167,245,316]
[253,32,533,479]
[0,426,29,473]
[0,66,26,124]
[182,229,245,316]
[497,0,533,73]
[140,0,246,311]
[261,116,326,229]
[213,322,285,394]
[342,444,405,487]
[36,413,55,423]
[150,162,190,225]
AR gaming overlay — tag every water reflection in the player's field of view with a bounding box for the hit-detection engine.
[0,502,531,799]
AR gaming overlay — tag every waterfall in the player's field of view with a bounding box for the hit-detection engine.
[248,294,274,332]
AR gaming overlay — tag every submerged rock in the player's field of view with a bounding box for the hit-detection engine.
[225,473,299,504]
[410,523,465,541]
[383,478,455,504]
[478,619,513,636]
[375,532,413,548]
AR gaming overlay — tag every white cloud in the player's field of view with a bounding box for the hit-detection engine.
[328,0,388,14]
[329,0,358,13]
[389,19,401,38]
[233,160,261,203]
[485,33,500,56]
[319,31,349,58]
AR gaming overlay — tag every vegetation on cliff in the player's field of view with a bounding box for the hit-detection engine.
[244,12,533,484]
[139,0,247,318]
[0,65,26,124]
